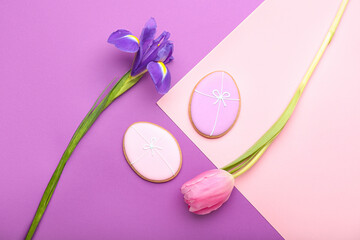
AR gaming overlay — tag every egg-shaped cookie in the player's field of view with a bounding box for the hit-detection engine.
[189,71,241,138]
[123,122,182,183]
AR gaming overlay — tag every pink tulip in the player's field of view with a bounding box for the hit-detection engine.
[181,169,235,215]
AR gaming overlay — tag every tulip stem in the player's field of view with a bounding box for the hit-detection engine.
[232,142,271,178]
[229,159,251,175]
[25,71,144,240]
[222,0,349,177]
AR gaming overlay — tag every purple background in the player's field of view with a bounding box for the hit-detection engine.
[0,0,283,239]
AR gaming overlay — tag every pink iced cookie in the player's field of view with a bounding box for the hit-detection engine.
[189,71,241,138]
[123,122,182,183]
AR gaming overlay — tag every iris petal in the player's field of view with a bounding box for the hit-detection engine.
[164,56,174,64]
[132,32,172,76]
[143,31,170,60]
[107,30,139,53]
[156,42,173,62]
[132,18,157,75]
[147,61,171,94]
[140,41,173,69]
[139,18,157,53]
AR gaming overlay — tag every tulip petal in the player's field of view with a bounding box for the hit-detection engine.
[181,169,218,190]
[181,169,235,215]
[107,30,139,53]
[147,61,170,94]
[193,201,224,215]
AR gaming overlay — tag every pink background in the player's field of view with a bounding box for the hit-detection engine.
[158,0,360,239]
[0,0,285,240]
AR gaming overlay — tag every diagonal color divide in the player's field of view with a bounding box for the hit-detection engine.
[158,0,360,239]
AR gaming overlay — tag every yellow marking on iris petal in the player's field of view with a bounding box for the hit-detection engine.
[158,62,167,77]
[126,35,140,44]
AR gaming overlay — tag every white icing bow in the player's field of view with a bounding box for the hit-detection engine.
[143,137,163,156]
[212,89,231,107]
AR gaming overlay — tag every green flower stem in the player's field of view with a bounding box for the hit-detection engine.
[231,141,272,178]
[26,70,143,240]
[222,0,349,177]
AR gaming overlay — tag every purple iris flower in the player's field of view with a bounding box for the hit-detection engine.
[108,18,174,94]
